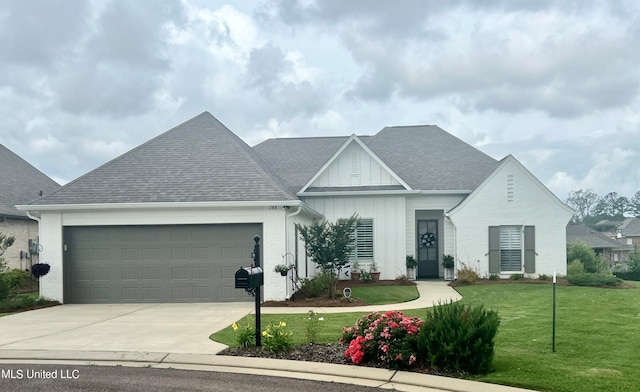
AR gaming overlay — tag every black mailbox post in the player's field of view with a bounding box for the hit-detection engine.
[234,266,263,289]
[234,235,263,346]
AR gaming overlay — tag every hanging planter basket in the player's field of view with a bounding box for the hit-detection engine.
[31,263,51,279]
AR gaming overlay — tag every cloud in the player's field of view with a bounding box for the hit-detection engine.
[269,1,640,119]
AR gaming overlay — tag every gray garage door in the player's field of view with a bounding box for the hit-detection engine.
[63,224,261,303]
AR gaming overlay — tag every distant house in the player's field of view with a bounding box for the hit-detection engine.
[19,112,574,304]
[0,144,60,270]
[566,223,633,265]
[613,218,640,250]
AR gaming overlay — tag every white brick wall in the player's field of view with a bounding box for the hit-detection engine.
[449,157,573,278]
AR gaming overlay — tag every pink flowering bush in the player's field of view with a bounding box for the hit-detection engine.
[341,310,422,370]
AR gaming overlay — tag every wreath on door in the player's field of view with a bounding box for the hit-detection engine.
[420,232,437,248]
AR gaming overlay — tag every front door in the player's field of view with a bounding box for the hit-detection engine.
[417,219,439,278]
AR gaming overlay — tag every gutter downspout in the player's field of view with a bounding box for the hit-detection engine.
[284,205,303,299]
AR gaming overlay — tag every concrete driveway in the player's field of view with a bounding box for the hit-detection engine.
[0,303,254,355]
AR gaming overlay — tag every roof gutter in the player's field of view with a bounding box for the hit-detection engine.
[299,189,473,197]
[16,200,311,212]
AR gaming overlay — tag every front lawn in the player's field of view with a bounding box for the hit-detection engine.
[348,284,418,305]
[0,292,58,316]
[212,282,640,392]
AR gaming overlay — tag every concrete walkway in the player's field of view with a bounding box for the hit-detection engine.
[0,281,535,391]
[261,280,462,314]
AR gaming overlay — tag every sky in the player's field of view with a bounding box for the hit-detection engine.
[1,0,640,201]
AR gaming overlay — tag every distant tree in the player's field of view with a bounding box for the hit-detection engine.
[566,189,598,222]
[591,192,629,219]
[630,191,640,218]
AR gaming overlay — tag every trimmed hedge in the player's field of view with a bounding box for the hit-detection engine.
[417,301,500,374]
[614,269,640,281]
[567,272,622,287]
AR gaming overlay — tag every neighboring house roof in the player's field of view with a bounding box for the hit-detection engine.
[566,223,633,250]
[617,218,640,237]
[30,112,298,205]
[254,125,499,193]
[0,143,60,218]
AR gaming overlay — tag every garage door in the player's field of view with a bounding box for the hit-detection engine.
[63,224,261,303]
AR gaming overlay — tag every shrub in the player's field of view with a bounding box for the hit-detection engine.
[231,319,255,348]
[567,242,608,273]
[0,269,30,302]
[567,260,585,276]
[359,271,373,282]
[341,310,423,370]
[567,272,622,287]
[296,273,330,298]
[457,261,479,284]
[538,274,549,281]
[614,269,640,281]
[509,273,524,280]
[417,301,500,374]
[488,274,499,281]
[627,250,640,271]
[262,321,294,353]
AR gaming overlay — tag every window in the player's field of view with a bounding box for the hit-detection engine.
[489,226,535,274]
[500,226,522,271]
[351,219,373,262]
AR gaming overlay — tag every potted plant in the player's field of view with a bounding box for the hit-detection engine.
[370,261,381,282]
[350,260,361,281]
[274,264,290,276]
[406,255,417,280]
[442,254,454,281]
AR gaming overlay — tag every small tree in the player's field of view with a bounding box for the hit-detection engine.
[297,214,359,299]
[0,233,16,272]
[566,241,609,274]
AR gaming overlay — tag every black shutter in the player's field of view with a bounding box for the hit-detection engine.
[488,226,500,274]
[524,226,535,273]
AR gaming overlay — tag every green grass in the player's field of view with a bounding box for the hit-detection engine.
[212,282,640,392]
[457,282,640,392]
[349,284,419,305]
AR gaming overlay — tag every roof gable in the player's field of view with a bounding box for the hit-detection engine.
[300,135,410,193]
[32,112,298,205]
[449,155,575,217]
[0,144,60,217]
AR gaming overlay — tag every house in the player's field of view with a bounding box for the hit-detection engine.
[613,218,640,250]
[566,223,633,265]
[0,144,60,271]
[19,112,574,304]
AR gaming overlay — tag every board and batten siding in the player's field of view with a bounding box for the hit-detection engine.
[310,141,401,187]
[449,157,573,277]
[405,194,466,275]
[302,195,405,279]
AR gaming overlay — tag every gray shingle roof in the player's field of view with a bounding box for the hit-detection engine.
[32,112,298,205]
[254,125,498,193]
[0,144,60,217]
[366,125,499,190]
[253,136,352,193]
[566,223,632,250]
[618,218,640,237]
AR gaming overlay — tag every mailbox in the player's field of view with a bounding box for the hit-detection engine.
[235,266,264,289]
